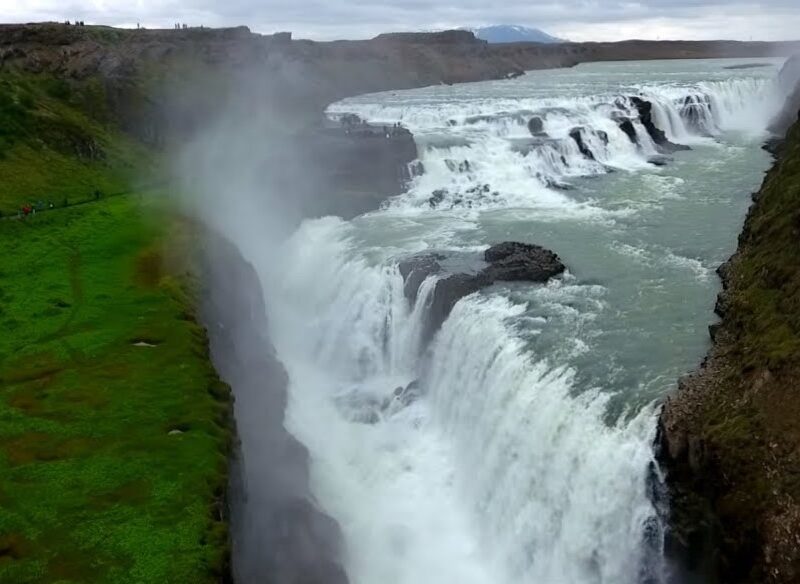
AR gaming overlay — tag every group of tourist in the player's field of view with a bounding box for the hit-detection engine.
[19,200,55,218]
[15,189,104,219]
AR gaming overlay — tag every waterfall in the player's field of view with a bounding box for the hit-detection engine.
[261,217,662,584]
[328,76,780,213]
[249,64,778,584]
[428,295,659,583]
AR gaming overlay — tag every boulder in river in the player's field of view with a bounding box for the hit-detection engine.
[483,242,566,282]
[629,96,691,153]
[528,116,546,136]
[399,241,566,342]
[428,189,447,208]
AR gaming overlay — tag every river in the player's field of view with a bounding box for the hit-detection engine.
[256,58,783,584]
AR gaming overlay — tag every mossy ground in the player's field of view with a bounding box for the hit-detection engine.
[728,120,800,369]
[0,68,230,583]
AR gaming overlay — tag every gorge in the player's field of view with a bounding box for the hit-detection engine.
[200,54,797,583]
[184,36,800,584]
[2,22,800,584]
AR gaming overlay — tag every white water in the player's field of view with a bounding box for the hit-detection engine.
[266,218,660,584]
[329,69,782,216]
[257,59,783,584]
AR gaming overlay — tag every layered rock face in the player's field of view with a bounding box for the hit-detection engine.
[287,124,418,218]
[659,88,800,583]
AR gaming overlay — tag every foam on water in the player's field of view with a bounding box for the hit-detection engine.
[611,241,712,282]
[428,295,660,583]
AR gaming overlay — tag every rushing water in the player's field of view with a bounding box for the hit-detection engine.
[259,58,784,584]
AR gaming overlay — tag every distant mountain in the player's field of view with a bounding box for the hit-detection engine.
[468,25,565,44]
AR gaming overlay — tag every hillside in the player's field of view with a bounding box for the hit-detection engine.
[0,69,149,215]
[0,49,232,584]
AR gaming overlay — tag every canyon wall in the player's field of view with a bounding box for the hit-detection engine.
[659,60,800,584]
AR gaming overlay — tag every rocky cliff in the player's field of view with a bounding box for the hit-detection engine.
[659,69,800,583]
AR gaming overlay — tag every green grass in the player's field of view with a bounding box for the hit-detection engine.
[0,67,231,583]
[0,196,231,583]
[0,70,149,215]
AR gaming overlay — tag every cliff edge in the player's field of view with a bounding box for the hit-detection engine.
[659,68,800,583]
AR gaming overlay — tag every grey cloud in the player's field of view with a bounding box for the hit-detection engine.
[6,0,800,41]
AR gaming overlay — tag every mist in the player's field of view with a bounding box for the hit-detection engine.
[166,60,354,583]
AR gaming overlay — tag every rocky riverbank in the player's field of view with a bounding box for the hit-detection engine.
[659,58,800,584]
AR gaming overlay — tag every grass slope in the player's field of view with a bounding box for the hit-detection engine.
[0,71,149,214]
[0,69,231,583]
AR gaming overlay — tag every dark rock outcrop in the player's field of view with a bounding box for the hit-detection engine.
[425,272,490,337]
[399,242,565,341]
[618,118,638,143]
[398,253,444,303]
[569,127,596,160]
[483,241,566,282]
[427,189,447,208]
[528,116,545,136]
[629,96,691,153]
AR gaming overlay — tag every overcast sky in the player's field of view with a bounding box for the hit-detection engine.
[2,0,800,42]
